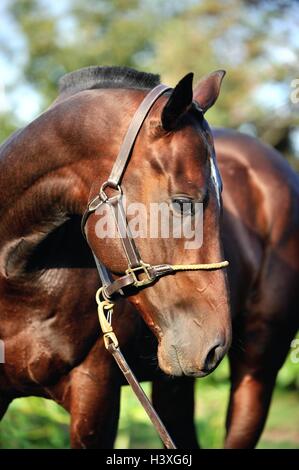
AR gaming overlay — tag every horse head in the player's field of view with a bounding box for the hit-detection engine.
[83,69,232,377]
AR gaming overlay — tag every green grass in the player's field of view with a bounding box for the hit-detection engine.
[0,355,298,449]
[0,397,70,449]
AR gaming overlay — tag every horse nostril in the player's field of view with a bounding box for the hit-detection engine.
[204,343,224,371]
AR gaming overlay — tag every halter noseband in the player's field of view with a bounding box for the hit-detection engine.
[82,84,228,300]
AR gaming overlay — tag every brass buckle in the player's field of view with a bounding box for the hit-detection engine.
[95,288,119,349]
[126,262,154,288]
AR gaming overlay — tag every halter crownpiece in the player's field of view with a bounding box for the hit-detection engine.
[82,84,228,300]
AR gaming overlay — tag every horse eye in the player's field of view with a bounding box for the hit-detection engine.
[172,197,195,216]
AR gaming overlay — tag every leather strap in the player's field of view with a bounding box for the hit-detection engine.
[109,196,142,268]
[108,84,171,187]
[107,343,176,449]
[102,262,229,299]
[82,84,174,297]
[82,83,229,301]
[103,267,164,298]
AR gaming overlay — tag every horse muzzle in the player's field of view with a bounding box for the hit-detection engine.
[157,329,231,377]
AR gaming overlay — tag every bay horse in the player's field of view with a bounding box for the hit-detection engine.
[0,66,298,449]
[151,128,299,448]
[0,66,231,445]
[77,126,299,449]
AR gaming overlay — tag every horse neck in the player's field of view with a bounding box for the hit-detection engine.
[0,89,134,280]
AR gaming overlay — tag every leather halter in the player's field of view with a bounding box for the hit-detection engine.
[82,84,228,300]
[81,83,229,449]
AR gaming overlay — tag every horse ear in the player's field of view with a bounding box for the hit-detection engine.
[193,70,226,114]
[161,73,194,131]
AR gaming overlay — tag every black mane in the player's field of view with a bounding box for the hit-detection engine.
[59,66,160,96]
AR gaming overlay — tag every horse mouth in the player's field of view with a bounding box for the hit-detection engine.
[157,344,202,377]
[157,343,224,378]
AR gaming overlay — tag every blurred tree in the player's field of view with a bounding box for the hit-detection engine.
[1,0,298,164]
[7,0,159,105]
[150,1,299,160]
[0,113,17,143]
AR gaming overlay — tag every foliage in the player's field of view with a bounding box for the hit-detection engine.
[0,397,69,449]
[6,0,159,106]
[1,0,298,163]
[0,114,18,144]
[0,355,298,449]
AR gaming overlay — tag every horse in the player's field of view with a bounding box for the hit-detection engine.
[150,128,299,448]
[76,69,299,448]
[74,124,299,449]
[0,66,232,447]
[0,66,299,448]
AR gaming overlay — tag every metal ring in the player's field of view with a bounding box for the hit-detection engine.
[100,181,122,202]
[96,286,113,305]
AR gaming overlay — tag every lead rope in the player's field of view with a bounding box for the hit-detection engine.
[96,288,177,450]
[171,260,228,271]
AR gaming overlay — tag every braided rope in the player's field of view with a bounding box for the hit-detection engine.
[171,260,229,271]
